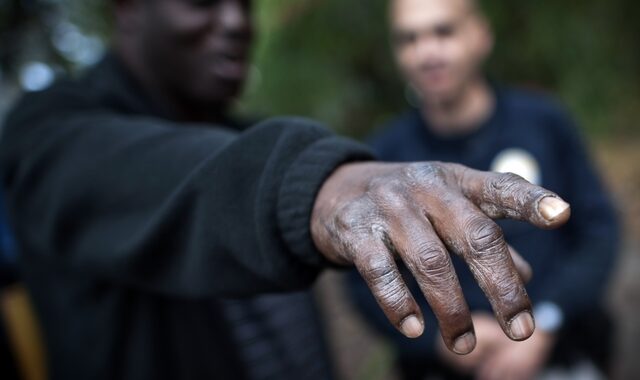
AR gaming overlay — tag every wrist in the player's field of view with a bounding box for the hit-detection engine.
[310,163,361,265]
[311,162,398,265]
[277,133,373,268]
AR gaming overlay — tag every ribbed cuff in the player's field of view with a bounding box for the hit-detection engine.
[277,136,374,268]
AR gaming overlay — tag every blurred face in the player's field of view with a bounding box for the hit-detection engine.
[122,0,253,109]
[390,0,492,103]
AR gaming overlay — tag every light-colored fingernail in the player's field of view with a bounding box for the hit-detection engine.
[400,315,424,338]
[453,332,476,355]
[510,311,535,340]
[539,197,569,221]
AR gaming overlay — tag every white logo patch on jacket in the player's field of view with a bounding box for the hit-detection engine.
[490,148,541,185]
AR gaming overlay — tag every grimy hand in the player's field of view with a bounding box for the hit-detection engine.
[311,162,570,355]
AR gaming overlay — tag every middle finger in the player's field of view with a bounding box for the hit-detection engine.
[426,196,535,341]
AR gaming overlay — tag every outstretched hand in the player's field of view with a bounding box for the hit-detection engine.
[311,162,570,354]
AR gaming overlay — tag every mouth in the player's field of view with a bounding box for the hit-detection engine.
[210,49,249,82]
[419,64,449,85]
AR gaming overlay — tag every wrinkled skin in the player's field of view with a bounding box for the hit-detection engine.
[114,0,570,359]
[311,162,570,354]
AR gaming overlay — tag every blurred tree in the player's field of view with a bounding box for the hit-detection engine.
[239,0,404,138]
[0,0,108,118]
[0,0,109,82]
[481,0,640,137]
[240,0,639,139]
[1,0,638,138]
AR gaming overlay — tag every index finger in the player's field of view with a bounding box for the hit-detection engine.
[457,168,570,229]
[422,194,534,341]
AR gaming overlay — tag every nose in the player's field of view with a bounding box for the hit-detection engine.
[412,35,441,63]
[217,0,251,35]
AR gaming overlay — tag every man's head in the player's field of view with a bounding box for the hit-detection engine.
[389,0,493,104]
[113,0,253,117]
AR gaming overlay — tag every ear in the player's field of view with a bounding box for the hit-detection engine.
[475,14,494,59]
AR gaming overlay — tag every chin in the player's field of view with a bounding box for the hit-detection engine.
[194,84,243,106]
[415,77,453,99]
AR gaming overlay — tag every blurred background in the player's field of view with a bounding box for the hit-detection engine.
[0,0,638,379]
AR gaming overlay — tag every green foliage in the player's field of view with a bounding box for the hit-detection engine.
[239,0,401,138]
[65,0,114,39]
[240,0,639,139]
[2,1,636,138]
[481,0,640,137]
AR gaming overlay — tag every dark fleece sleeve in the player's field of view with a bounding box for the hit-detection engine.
[537,107,620,318]
[0,88,372,298]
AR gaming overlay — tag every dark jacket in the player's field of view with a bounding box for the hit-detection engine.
[347,87,619,357]
[0,55,372,379]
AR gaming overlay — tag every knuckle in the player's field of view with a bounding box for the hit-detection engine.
[402,162,447,187]
[492,172,526,188]
[368,175,402,192]
[332,199,370,232]
[379,187,408,211]
[379,286,411,315]
[366,178,411,213]
[496,281,524,301]
[367,176,400,194]
[440,304,470,326]
[359,257,411,314]
[414,243,450,274]
[360,255,397,285]
[465,218,505,256]
[468,257,526,308]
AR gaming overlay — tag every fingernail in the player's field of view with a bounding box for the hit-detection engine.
[401,315,423,338]
[539,197,569,221]
[510,311,534,340]
[453,332,476,355]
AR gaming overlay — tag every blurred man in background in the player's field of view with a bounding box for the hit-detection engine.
[347,0,619,379]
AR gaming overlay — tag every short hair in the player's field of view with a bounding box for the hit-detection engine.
[389,0,485,16]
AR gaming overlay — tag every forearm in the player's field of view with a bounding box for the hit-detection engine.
[1,111,372,297]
